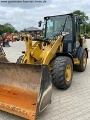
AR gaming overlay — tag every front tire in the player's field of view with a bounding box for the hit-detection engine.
[52,56,73,90]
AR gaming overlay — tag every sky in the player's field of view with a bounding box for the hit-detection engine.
[0,0,90,31]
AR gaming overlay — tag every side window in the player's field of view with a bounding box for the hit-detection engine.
[46,20,53,38]
[64,16,72,40]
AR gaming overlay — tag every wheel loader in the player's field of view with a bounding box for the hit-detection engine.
[0,13,89,120]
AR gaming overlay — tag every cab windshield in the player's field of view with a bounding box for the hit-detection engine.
[45,15,72,40]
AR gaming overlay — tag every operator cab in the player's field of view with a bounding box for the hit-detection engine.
[44,13,82,54]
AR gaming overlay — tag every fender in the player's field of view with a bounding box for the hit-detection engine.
[76,47,88,60]
[56,52,74,64]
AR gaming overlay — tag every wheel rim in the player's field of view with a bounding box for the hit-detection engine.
[65,65,72,82]
[83,55,87,67]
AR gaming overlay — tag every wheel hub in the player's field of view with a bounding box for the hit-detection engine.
[65,65,72,82]
[83,55,87,67]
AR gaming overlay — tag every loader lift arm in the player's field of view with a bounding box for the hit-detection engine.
[21,34,64,67]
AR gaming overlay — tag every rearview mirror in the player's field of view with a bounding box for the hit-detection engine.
[38,21,42,27]
[77,17,82,24]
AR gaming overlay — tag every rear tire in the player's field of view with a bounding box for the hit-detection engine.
[52,56,73,90]
[75,50,87,72]
[16,55,23,63]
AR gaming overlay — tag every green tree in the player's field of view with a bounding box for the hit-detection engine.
[0,23,18,35]
[73,10,89,34]
[86,23,90,35]
[73,10,89,22]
